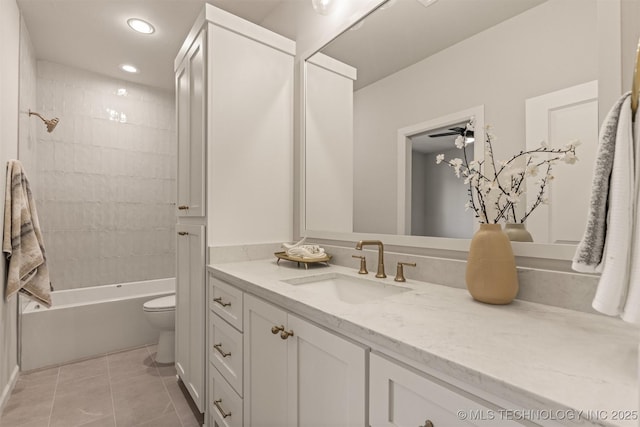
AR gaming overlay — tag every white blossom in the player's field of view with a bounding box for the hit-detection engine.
[561,152,578,164]
[436,154,445,164]
[454,135,465,149]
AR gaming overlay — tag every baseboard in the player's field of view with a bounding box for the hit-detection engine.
[0,365,19,416]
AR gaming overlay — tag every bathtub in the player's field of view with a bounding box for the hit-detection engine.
[20,278,175,371]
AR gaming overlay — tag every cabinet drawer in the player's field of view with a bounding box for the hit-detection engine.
[210,276,243,331]
[210,364,243,427]
[370,353,522,427]
[210,313,243,396]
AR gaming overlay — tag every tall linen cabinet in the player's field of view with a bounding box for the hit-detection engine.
[174,5,295,417]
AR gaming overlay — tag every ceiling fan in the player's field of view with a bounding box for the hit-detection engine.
[429,127,474,138]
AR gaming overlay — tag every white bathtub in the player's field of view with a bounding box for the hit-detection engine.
[21,278,175,371]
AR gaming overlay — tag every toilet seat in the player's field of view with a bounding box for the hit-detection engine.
[143,294,175,312]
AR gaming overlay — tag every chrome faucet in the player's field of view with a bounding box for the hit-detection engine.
[355,240,386,278]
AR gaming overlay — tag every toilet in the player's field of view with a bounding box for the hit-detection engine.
[143,294,176,364]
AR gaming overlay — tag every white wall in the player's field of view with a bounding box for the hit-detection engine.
[35,62,176,290]
[412,148,474,239]
[352,0,598,234]
[0,0,21,411]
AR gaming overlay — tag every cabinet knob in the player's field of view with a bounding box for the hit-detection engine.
[420,420,434,427]
[271,325,285,335]
[178,231,189,236]
[213,297,231,307]
[213,343,231,358]
[178,205,189,210]
[280,329,294,340]
[213,399,231,418]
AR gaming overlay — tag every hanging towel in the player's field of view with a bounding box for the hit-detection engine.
[621,108,640,323]
[589,96,634,315]
[572,93,631,272]
[2,160,51,307]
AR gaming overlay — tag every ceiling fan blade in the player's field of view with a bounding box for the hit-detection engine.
[429,131,459,137]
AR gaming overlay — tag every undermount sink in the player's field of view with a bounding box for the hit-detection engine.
[283,273,411,304]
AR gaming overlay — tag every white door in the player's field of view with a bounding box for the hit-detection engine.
[286,314,366,427]
[175,223,205,412]
[243,295,289,427]
[525,80,598,243]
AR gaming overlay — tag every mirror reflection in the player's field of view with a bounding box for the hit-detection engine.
[304,0,599,244]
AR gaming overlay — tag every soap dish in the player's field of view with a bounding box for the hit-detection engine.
[274,251,332,269]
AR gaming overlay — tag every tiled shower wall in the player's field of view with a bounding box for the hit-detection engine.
[35,61,176,290]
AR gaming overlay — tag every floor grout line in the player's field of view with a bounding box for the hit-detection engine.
[146,344,187,427]
[46,367,61,427]
[106,352,118,427]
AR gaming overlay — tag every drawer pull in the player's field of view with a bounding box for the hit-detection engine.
[420,420,434,427]
[213,343,231,358]
[213,297,231,307]
[271,325,285,334]
[177,231,189,236]
[213,399,231,418]
[178,205,189,210]
[280,329,294,340]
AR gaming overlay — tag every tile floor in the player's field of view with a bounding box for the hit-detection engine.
[0,345,203,427]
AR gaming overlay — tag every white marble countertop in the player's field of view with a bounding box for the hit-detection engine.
[208,259,639,427]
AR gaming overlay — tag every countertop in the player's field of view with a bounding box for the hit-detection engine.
[208,259,639,427]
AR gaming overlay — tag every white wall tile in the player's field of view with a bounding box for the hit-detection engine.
[35,60,176,290]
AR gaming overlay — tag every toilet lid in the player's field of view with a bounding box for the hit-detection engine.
[143,294,175,312]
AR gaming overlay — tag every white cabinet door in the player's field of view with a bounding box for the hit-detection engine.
[370,353,522,427]
[287,314,366,427]
[176,30,206,217]
[176,224,205,412]
[243,294,289,427]
[244,294,367,427]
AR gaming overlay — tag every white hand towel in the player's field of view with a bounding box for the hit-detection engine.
[3,160,52,307]
[591,97,634,316]
[622,109,640,323]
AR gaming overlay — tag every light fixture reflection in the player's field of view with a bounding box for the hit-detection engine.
[127,18,155,34]
[311,0,336,15]
[120,64,138,73]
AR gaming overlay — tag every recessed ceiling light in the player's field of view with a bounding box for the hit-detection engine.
[120,64,138,73]
[127,18,155,34]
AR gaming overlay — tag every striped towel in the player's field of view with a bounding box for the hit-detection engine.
[2,160,51,307]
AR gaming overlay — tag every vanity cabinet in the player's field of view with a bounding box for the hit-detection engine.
[207,282,367,427]
[244,294,367,426]
[175,224,205,412]
[370,353,523,427]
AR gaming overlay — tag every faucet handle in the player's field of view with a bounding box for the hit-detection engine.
[352,255,368,274]
[394,262,416,282]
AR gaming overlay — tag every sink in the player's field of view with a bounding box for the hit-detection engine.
[283,273,410,304]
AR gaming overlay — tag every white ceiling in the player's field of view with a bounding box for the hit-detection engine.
[17,0,288,91]
[320,0,546,90]
[17,0,547,93]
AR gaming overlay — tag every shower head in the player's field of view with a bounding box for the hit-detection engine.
[29,110,59,133]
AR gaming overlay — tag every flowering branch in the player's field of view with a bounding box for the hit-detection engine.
[436,122,579,224]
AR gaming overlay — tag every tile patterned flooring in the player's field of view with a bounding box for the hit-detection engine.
[0,345,203,427]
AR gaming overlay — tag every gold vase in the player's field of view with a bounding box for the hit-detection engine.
[504,223,533,242]
[465,224,518,305]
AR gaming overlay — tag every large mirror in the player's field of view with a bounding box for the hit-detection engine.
[303,0,609,258]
